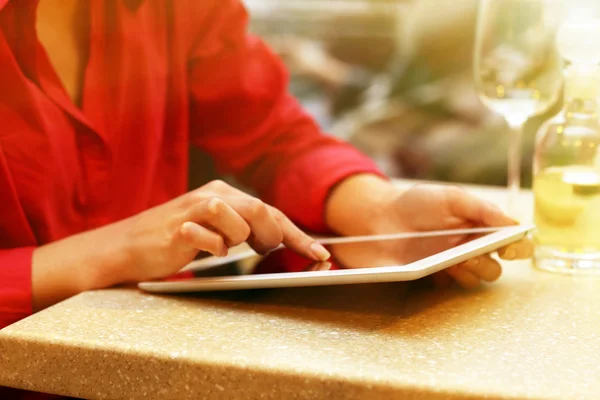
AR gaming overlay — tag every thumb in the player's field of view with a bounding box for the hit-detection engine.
[446,187,517,227]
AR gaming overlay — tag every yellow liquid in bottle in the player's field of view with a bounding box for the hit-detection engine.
[534,166,600,256]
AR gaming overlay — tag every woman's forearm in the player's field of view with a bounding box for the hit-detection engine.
[31,221,130,311]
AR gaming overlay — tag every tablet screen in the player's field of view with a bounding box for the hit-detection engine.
[161,229,494,282]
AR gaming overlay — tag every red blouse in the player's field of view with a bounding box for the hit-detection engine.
[0,0,380,397]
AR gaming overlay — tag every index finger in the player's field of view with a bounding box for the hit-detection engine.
[270,208,331,262]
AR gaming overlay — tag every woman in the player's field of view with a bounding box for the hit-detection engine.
[1,1,531,397]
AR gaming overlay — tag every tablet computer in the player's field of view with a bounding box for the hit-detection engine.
[138,224,533,293]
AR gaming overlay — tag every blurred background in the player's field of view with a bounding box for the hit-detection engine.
[241,0,563,187]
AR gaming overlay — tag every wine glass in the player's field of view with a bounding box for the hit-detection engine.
[474,0,564,215]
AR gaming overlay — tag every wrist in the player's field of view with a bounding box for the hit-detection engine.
[86,219,135,289]
[325,174,398,236]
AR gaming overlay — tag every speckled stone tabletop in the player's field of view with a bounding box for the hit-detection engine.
[1,184,599,400]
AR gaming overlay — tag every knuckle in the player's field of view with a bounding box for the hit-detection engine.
[246,198,267,217]
[183,191,207,208]
[262,229,284,249]
[205,179,229,193]
[206,196,225,215]
[181,191,202,209]
[271,208,286,223]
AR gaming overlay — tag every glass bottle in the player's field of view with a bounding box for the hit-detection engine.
[533,61,600,274]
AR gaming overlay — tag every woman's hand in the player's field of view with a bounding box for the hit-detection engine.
[325,175,534,289]
[118,180,330,283]
[32,180,330,310]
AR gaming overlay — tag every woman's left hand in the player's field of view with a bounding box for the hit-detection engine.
[326,176,534,289]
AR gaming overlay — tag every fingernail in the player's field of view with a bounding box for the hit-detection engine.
[310,242,331,261]
[306,261,332,272]
[180,221,195,235]
[319,261,332,271]
[466,257,480,267]
[503,248,517,260]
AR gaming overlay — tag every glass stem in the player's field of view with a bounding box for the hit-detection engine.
[506,119,524,218]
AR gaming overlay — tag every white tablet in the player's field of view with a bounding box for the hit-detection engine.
[138,224,533,293]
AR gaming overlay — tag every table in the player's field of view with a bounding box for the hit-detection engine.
[1,183,599,400]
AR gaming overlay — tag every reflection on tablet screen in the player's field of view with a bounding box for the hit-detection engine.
[162,231,493,282]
